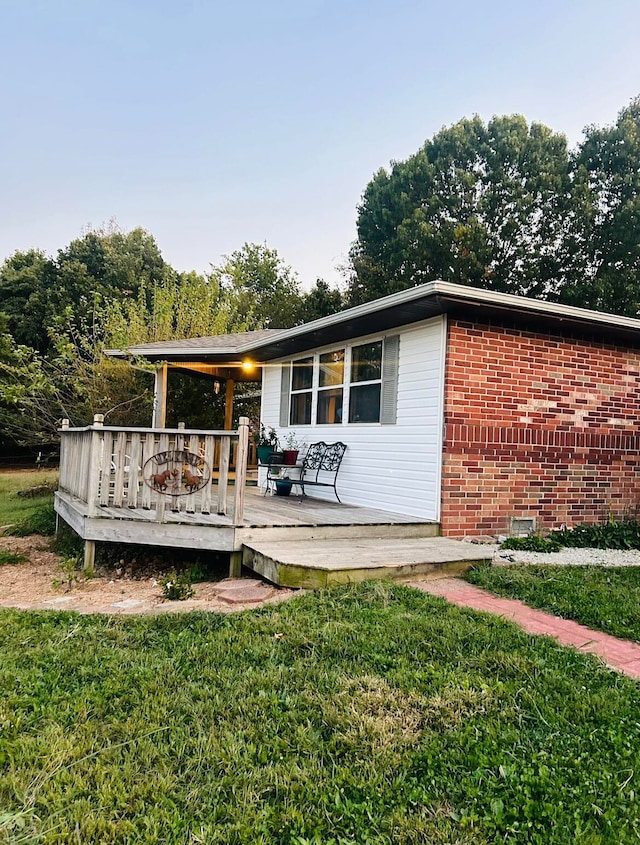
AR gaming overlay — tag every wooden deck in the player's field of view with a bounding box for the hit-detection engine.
[56,485,438,553]
[55,420,487,587]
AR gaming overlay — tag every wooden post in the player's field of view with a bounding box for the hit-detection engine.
[224,378,235,430]
[61,419,70,430]
[229,551,242,578]
[86,414,104,517]
[232,416,249,526]
[83,540,96,575]
[153,365,168,428]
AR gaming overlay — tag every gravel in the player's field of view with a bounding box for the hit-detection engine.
[490,545,640,567]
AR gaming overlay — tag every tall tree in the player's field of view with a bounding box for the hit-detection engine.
[210,243,304,329]
[348,115,575,305]
[561,97,640,315]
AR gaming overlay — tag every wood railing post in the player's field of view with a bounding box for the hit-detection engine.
[233,416,249,525]
[86,414,104,517]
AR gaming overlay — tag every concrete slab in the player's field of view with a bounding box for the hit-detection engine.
[243,537,491,588]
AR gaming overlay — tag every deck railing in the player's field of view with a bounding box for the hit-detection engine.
[58,415,250,525]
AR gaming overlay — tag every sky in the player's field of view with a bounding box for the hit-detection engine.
[1,0,639,290]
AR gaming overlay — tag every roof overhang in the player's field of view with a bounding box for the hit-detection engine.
[106,282,640,366]
[238,281,640,361]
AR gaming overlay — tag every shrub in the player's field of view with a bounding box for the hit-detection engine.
[160,571,194,601]
[501,534,562,553]
[549,519,640,550]
[7,503,56,536]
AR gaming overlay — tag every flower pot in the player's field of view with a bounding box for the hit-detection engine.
[257,445,275,465]
[275,479,293,496]
[282,449,299,466]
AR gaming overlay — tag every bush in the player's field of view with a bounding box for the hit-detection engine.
[550,519,640,550]
[7,503,56,536]
[501,534,562,553]
[160,570,194,601]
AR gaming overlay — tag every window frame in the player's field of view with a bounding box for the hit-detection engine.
[284,335,395,427]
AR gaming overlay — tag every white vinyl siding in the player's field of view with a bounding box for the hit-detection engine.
[260,316,445,520]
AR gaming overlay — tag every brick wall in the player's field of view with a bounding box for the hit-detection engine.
[441,319,640,536]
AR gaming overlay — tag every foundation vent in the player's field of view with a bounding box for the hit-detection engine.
[509,517,536,537]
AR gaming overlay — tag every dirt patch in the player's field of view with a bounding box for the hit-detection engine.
[0,535,295,615]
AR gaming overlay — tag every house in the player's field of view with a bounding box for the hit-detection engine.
[110,280,640,538]
[56,280,640,582]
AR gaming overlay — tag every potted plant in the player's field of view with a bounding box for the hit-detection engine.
[253,422,279,465]
[282,431,302,466]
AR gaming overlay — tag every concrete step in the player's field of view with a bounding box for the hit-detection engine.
[243,537,492,589]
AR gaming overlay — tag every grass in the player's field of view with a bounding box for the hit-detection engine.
[1,581,640,844]
[0,470,58,532]
[466,564,640,644]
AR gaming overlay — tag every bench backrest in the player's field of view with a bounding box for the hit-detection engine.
[302,442,347,481]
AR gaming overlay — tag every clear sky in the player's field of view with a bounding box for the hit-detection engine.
[1,0,639,289]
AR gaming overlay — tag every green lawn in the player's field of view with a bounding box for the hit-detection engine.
[466,564,640,644]
[1,582,639,844]
[0,469,58,529]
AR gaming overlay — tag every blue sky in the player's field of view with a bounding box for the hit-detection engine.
[1,0,639,289]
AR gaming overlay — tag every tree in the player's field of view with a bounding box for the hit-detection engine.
[348,114,576,305]
[561,97,640,315]
[300,279,345,322]
[0,249,56,352]
[210,243,304,330]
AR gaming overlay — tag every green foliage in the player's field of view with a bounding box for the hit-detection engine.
[550,518,640,550]
[7,502,57,537]
[1,582,640,842]
[466,564,640,643]
[211,242,304,330]
[350,114,573,305]
[0,551,27,566]
[160,570,194,600]
[53,555,84,591]
[349,97,640,317]
[0,470,58,530]
[501,535,562,553]
[563,97,640,316]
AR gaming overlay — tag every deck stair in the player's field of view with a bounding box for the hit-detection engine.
[242,536,493,589]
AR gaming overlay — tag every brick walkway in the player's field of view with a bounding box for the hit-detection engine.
[414,578,640,680]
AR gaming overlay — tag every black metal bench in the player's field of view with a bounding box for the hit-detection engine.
[265,441,347,502]
[296,441,347,502]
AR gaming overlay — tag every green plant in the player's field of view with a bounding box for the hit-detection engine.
[501,534,562,553]
[252,421,279,448]
[550,518,640,550]
[283,430,302,450]
[0,551,27,566]
[0,469,58,529]
[160,570,194,600]
[7,502,57,536]
[465,564,640,643]
[53,555,83,591]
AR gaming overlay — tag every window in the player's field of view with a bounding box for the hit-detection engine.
[317,349,344,424]
[281,337,397,428]
[289,356,313,425]
[349,341,382,423]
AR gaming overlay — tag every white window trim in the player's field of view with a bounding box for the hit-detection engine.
[288,336,391,427]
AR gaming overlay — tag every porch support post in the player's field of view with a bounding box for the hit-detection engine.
[229,551,242,578]
[232,416,249,526]
[83,540,96,576]
[153,364,168,428]
[224,378,235,430]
